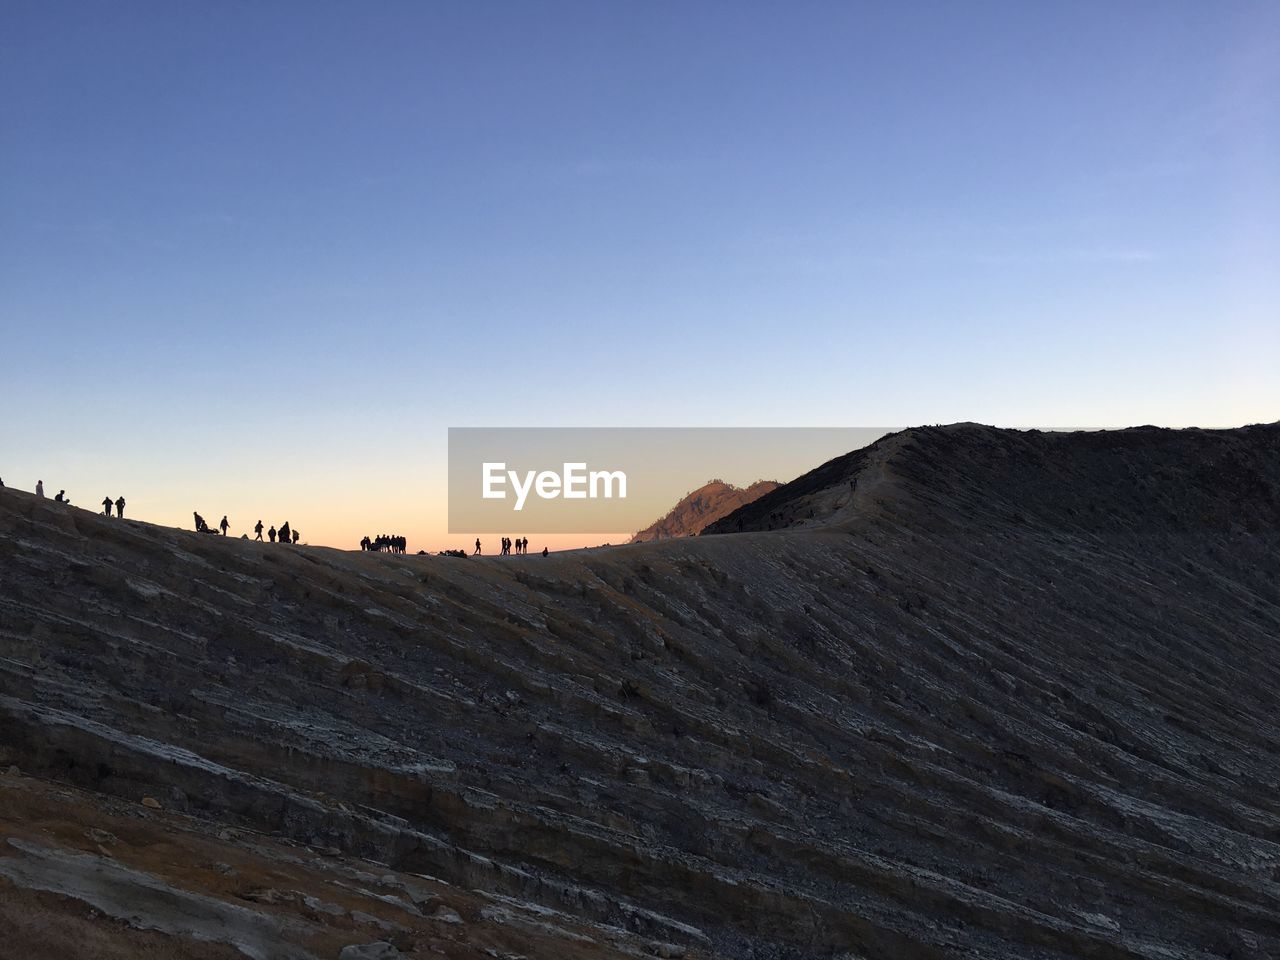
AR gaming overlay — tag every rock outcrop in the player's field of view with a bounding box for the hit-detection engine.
[630,480,778,542]
[2,423,1279,959]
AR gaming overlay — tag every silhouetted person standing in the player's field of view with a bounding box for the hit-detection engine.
[219,515,229,536]
[255,520,264,541]
[268,526,276,543]
[115,496,125,518]
[292,529,300,544]
[35,481,44,498]
[102,496,113,516]
[474,538,481,555]
[279,522,290,544]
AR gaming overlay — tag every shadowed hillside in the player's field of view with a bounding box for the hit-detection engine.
[2,423,1279,960]
[631,479,778,542]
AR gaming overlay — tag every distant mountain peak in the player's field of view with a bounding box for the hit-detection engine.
[630,479,779,542]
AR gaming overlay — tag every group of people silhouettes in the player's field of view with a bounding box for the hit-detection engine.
[14,480,125,517]
[180,513,301,543]
[360,534,406,553]
[8,480,554,560]
[250,519,298,543]
[470,537,540,556]
[192,512,233,536]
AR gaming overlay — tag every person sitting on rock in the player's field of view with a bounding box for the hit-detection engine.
[542,546,548,557]
[54,490,66,502]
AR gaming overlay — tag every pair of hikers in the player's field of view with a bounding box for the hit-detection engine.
[101,496,126,518]
[35,481,72,505]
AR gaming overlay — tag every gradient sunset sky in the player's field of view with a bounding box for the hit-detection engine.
[2,2,1277,550]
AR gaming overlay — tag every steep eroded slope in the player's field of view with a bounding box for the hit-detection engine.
[2,424,1279,959]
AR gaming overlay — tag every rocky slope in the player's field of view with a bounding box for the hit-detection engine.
[630,480,778,542]
[2,423,1279,960]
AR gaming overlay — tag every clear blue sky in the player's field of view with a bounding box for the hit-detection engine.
[2,2,1277,546]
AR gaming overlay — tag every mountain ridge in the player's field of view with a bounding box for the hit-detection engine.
[2,422,1278,959]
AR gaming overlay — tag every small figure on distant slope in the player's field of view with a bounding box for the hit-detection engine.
[115,496,125,519]
[254,520,264,541]
[219,516,229,536]
[103,496,113,516]
[35,481,44,498]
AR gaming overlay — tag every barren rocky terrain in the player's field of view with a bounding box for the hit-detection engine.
[2,423,1279,959]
